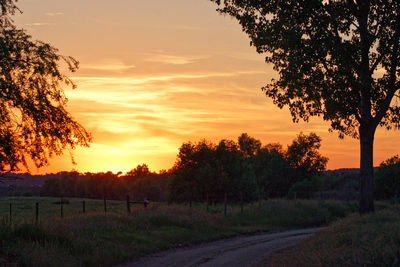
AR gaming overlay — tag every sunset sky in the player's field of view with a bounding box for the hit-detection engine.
[14,0,399,174]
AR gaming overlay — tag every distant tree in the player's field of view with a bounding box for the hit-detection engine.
[211,0,400,213]
[238,133,261,158]
[168,138,258,203]
[41,177,61,196]
[253,144,295,198]
[288,175,324,199]
[125,164,151,179]
[286,132,328,181]
[215,139,257,201]
[375,155,400,200]
[168,140,217,202]
[0,0,91,172]
[379,154,400,168]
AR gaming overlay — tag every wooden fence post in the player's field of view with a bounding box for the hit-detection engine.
[103,197,107,214]
[35,202,39,224]
[126,195,131,213]
[82,200,86,214]
[9,203,12,225]
[240,192,243,214]
[206,193,209,212]
[60,197,64,218]
[224,192,227,217]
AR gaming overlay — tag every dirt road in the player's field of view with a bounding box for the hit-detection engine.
[117,227,323,267]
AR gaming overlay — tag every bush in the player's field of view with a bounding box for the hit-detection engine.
[375,155,400,200]
[287,176,324,199]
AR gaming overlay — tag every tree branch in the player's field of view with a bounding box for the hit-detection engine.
[347,0,358,15]
[370,53,384,74]
[373,11,400,127]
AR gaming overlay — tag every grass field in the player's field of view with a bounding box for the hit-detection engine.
[267,205,400,267]
[0,197,131,224]
[0,197,360,266]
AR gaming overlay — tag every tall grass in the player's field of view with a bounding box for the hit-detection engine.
[267,206,400,266]
[0,197,358,266]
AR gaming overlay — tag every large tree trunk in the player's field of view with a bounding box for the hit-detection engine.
[359,128,375,214]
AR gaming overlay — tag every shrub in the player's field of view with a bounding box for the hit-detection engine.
[375,155,400,200]
[287,176,324,199]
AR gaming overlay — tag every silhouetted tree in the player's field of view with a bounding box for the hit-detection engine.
[375,155,400,199]
[169,140,217,202]
[0,0,91,172]
[41,178,61,196]
[211,0,400,213]
[238,133,261,158]
[125,164,151,179]
[168,133,328,202]
[215,139,258,201]
[253,144,295,198]
[286,132,328,181]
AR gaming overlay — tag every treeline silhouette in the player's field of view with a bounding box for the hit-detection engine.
[41,165,170,201]
[40,132,329,202]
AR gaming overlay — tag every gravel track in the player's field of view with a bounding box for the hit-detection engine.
[117,227,323,267]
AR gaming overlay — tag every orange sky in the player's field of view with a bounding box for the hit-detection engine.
[14,0,399,174]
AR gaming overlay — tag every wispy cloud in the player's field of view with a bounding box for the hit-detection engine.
[71,70,263,88]
[144,52,205,65]
[156,24,205,31]
[25,22,54,27]
[82,62,136,72]
[45,12,63,17]
[65,70,278,148]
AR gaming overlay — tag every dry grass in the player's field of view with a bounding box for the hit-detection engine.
[0,197,359,266]
[267,206,400,267]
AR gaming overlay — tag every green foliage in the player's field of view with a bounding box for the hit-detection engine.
[288,175,324,199]
[169,139,259,202]
[319,171,359,201]
[169,133,327,202]
[286,133,328,180]
[375,155,400,200]
[0,0,91,171]
[252,145,295,198]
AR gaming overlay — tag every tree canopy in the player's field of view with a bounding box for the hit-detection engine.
[211,0,400,213]
[0,0,91,172]
[374,155,400,200]
[168,133,327,202]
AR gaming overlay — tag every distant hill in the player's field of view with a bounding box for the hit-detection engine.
[324,167,379,176]
[324,168,359,176]
[0,172,62,188]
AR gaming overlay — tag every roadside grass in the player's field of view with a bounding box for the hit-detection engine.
[0,197,128,223]
[0,197,360,266]
[267,205,400,267]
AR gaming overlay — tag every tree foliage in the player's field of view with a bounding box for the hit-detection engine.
[374,155,400,200]
[41,165,171,201]
[0,0,91,172]
[212,0,400,136]
[286,132,329,180]
[238,132,261,158]
[168,132,327,202]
